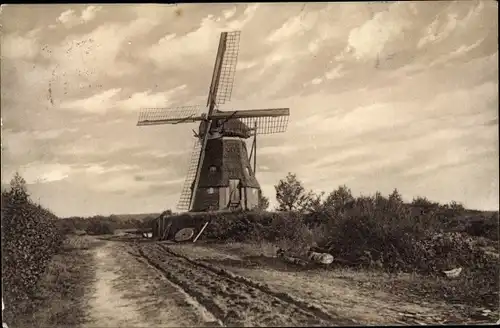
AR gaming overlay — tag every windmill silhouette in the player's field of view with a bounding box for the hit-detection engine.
[137,31,290,212]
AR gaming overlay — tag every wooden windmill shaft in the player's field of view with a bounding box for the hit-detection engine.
[137,31,290,212]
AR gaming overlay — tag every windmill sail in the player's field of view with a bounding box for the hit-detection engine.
[189,31,241,210]
[215,31,241,105]
[211,108,290,134]
[137,105,205,126]
[177,139,202,210]
[238,115,289,134]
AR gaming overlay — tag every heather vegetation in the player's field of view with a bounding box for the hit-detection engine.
[170,172,498,310]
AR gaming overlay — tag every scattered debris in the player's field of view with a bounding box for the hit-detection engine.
[443,267,462,279]
[307,251,334,265]
[175,228,195,242]
[276,248,309,267]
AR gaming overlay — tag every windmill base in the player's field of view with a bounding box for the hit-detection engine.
[190,186,261,212]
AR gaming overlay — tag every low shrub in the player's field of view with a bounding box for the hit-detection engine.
[85,220,115,235]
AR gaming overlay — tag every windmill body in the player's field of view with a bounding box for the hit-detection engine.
[190,117,260,211]
[137,31,290,212]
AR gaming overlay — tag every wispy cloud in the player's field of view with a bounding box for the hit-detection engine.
[56,5,103,27]
[345,2,413,60]
[147,4,259,70]
[58,85,188,114]
[2,163,73,185]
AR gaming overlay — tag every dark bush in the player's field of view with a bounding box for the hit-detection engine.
[1,188,64,319]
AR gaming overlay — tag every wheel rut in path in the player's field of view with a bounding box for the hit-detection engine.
[133,243,355,327]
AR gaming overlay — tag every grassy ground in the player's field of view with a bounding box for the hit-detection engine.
[4,236,100,328]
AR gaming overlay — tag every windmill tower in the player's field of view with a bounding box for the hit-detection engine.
[137,31,290,212]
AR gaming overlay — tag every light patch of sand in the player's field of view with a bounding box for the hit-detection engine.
[83,246,148,328]
[82,241,213,327]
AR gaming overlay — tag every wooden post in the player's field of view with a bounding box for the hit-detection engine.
[253,121,257,174]
[193,221,210,243]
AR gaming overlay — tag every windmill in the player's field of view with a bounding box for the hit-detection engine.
[137,31,290,212]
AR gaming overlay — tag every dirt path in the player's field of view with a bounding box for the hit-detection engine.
[78,238,488,327]
[168,243,474,325]
[82,240,215,327]
[130,243,354,327]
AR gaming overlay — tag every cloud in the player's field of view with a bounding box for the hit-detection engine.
[266,11,316,44]
[147,4,260,70]
[223,7,236,19]
[305,64,345,86]
[56,6,102,27]
[429,38,485,66]
[118,85,188,111]
[227,4,260,30]
[417,1,486,49]
[346,2,412,60]
[325,64,344,80]
[48,15,163,85]
[58,84,188,114]
[57,9,78,25]
[2,163,73,184]
[1,31,40,60]
[59,88,122,113]
[81,5,102,22]
[83,164,139,175]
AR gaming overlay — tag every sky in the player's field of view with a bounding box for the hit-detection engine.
[1,1,498,217]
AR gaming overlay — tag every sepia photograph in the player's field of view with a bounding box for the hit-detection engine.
[1,1,498,327]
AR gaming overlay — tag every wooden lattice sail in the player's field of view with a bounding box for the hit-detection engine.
[137,31,291,212]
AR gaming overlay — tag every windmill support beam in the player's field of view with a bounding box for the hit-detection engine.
[253,121,257,174]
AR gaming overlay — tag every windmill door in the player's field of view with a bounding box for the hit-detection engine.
[229,179,241,204]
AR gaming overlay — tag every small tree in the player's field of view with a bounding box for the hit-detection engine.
[275,173,312,212]
[8,172,29,203]
[258,192,270,211]
[412,196,438,208]
[323,185,355,213]
[448,200,465,213]
[387,188,404,213]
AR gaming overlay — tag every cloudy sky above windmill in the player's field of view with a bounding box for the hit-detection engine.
[1,1,498,217]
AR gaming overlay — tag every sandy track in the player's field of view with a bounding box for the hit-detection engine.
[82,240,214,327]
[81,238,478,327]
[168,243,474,325]
[131,242,354,327]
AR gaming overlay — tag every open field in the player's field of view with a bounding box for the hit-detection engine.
[4,233,498,327]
